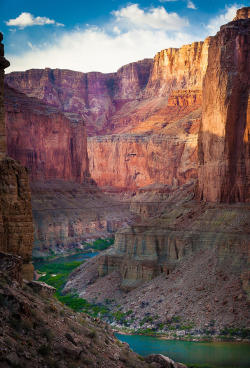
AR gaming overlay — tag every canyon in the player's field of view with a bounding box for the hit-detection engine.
[1,32,175,368]
[3,6,250,335]
[64,8,250,333]
[4,30,208,251]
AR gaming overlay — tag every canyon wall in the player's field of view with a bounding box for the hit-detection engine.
[5,59,153,135]
[0,34,34,279]
[198,13,250,203]
[5,43,209,191]
[65,10,250,321]
[5,85,90,182]
[144,39,210,97]
[5,53,203,192]
[30,180,133,256]
[88,106,200,190]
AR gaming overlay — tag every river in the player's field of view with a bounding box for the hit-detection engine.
[116,333,250,368]
[33,251,99,269]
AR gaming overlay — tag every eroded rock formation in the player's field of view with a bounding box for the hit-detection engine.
[198,13,250,202]
[64,9,250,332]
[144,39,210,97]
[5,59,153,135]
[88,108,200,190]
[5,85,90,182]
[5,48,205,191]
[0,34,34,279]
[30,181,133,256]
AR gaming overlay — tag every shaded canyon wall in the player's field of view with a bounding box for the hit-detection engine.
[197,14,250,203]
[5,85,90,183]
[0,33,34,279]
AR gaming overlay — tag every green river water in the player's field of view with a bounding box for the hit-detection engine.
[116,333,250,368]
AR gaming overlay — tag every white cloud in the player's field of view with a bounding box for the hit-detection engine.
[113,26,121,35]
[6,4,194,73]
[187,1,197,10]
[7,27,194,73]
[112,4,189,30]
[6,12,64,29]
[206,4,242,35]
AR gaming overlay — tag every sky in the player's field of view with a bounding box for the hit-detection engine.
[0,0,249,73]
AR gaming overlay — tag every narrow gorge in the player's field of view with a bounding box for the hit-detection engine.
[3,6,250,340]
[0,31,170,368]
[64,8,250,335]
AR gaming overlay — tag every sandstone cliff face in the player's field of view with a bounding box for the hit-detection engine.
[114,59,153,100]
[30,181,133,256]
[144,39,210,98]
[198,15,250,202]
[5,59,153,135]
[234,6,250,20]
[5,49,203,192]
[5,85,90,182]
[0,34,34,279]
[5,44,207,191]
[88,107,200,190]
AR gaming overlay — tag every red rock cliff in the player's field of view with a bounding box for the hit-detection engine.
[5,59,153,136]
[5,85,90,182]
[5,55,202,191]
[144,39,210,98]
[198,13,250,202]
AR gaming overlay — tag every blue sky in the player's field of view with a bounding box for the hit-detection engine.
[0,0,249,73]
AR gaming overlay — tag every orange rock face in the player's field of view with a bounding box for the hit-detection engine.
[88,108,200,190]
[5,52,204,191]
[144,39,210,98]
[233,7,250,20]
[198,15,250,202]
[5,85,90,182]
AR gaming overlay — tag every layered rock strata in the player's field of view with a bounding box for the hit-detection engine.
[5,40,209,191]
[5,85,90,182]
[65,185,250,329]
[0,34,34,279]
[65,9,250,330]
[30,180,133,256]
[88,107,200,190]
[198,14,250,202]
[5,59,153,136]
[144,39,210,97]
[95,9,250,288]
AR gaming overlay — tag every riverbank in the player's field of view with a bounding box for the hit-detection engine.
[113,327,250,343]
[115,333,250,368]
[34,250,250,344]
[32,237,114,263]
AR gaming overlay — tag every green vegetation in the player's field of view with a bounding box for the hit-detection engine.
[84,237,114,251]
[38,261,82,291]
[220,327,250,339]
